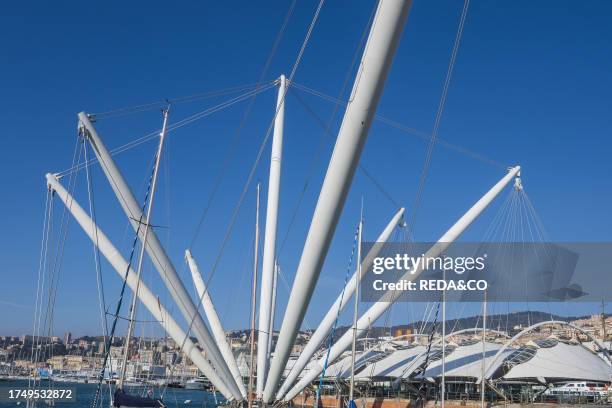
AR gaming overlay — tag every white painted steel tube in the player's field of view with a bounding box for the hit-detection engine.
[77,112,242,400]
[46,173,235,400]
[263,1,413,402]
[256,75,287,397]
[284,166,521,401]
[275,207,405,399]
[185,250,247,398]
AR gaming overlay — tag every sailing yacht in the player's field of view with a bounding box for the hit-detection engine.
[111,109,170,408]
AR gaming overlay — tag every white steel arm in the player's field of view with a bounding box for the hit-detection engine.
[46,173,235,400]
[257,74,287,397]
[263,1,413,401]
[284,166,521,401]
[276,207,405,399]
[78,112,242,400]
[185,249,247,397]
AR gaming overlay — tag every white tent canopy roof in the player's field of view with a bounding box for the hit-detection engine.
[423,341,509,379]
[502,341,611,383]
[315,337,610,385]
[353,345,427,380]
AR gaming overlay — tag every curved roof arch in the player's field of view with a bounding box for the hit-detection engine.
[484,320,611,382]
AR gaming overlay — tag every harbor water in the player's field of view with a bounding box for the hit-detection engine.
[0,379,222,408]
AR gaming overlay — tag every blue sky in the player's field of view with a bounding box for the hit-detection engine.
[0,1,610,337]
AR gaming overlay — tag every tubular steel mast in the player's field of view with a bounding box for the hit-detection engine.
[348,211,364,406]
[284,166,521,401]
[249,183,261,408]
[46,174,235,400]
[263,1,413,401]
[257,75,287,398]
[117,108,169,390]
[78,112,242,400]
[185,249,247,398]
[276,208,404,399]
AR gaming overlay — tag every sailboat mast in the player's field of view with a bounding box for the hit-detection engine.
[349,212,364,403]
[78,113,242,400]
[602,299,607,343]
[46,174,235,399]
[118,107,170,389]
[441,272,446,408]
[249,183,261,408]
[481,290,487,408]
[275,208,404,400]
[283,166,521,402]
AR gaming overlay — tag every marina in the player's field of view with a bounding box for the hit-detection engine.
[1,0,611,407]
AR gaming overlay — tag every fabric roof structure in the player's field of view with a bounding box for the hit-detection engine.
[324,349,387,379]
[315,336,610,385]
[422,341,511,380]
[353,345,427,380]
[500,340,611,383]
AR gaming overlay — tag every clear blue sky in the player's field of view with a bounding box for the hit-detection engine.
[0,1,610,337]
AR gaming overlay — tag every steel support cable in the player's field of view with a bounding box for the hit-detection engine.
[520,190,554,324]
[31,189,50,357]
[481,189,514,242]
[84,140,114,406]
[279,25,396,383]
[419,302,434,336]
[30,138,81,399]
[279,93,406,385]
[522,191,549,242]
[175,0,327,361]
[313,223,359,408]
[42,140,83,372]
[83,139,195,358]
[290,81,507,171]
[90,151,158,408]
[276,0,378,262]
[56,83,275,178]
[39,143,77,358]
[92,82,270,120]
[29,186,52,396]
[291,60,484,393]
[289,88,401,209]
[31,196,53,386]
[74,102,241,401]
[480,188,514,334]
[188,0,298,248]
[518,189,555,322]
[375,116,506,170]
[413,300,441,402]
[361,226,406,390]
[270,263,315,332]
[498,192,513,332]
[166,83,275,131]
[507,191,533,327]
[84,141,110,346]
[407,0,471,234]
[516,189,533,327]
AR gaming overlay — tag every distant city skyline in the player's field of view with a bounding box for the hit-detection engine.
[1,1,611,336]
[2,309,609,338]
